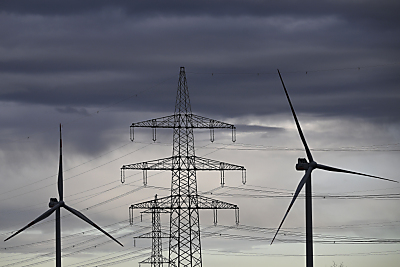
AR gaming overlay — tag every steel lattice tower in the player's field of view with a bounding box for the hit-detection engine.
[133,195,170,267]
[122,67,246,267]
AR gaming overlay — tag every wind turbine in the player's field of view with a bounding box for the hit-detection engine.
[4,124,123,267]
[271,69,397,267]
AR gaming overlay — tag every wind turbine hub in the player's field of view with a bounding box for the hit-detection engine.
[49,198,58,208]
[309,161,317,169]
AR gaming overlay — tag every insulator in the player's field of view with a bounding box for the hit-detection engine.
[220,170,225,187]
[219,162,226,186]
[152,119,157,142]
[152,128,156,142]
[143,169,148,186]
[213,209,218,225]
[242,169,246,185]
[232,127,236,142]
[129,207,133,225]
[210,128,214,142]
[121,168,125,184]
[235,208,240,225]
[130,125,134,141]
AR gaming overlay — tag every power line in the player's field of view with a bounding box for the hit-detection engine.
[0,142,152,202]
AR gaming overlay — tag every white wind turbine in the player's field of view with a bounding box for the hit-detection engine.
[4,124,123,267]
[271,70,398,267]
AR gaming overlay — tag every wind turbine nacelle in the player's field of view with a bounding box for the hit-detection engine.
[296,158,309,171]
[49,198,58,208]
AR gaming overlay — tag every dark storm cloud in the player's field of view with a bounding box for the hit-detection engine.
[1,1,399,25]
[56,106,89,116]
[1,3,399,264]
[0,0,399,125]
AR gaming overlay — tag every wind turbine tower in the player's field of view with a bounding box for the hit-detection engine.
[271,70,397,267]
[4,124,123,267]
[122,67,246,267]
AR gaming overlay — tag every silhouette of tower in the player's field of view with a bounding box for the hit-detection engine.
[122,67,246,267]
[133,195,170,267]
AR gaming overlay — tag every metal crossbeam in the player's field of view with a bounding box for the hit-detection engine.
[196,195,239,209]
[121,156,246,185]
[136,232,170,239]
[129,195,238,211]
[122,156,244,171]
[130,195,240,236]
[131,114,235,129]
[130,196,172,210]
[130,114,237,142]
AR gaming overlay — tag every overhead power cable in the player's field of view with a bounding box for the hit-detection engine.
[0,142,152,203]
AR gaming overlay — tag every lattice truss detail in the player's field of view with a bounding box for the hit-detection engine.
[121,156,246,186]
[134,195,170,267]
[130,113,237,143]
[123,67,245,267]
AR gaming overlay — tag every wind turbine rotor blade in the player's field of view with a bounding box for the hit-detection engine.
[271,168,312,244]
[277,69,313,162]
[4,202,62,241]
[316,164,398,183]
[58,124,63,201]
[63,204,123,247]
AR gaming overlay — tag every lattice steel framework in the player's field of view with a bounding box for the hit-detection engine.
[122,67,246,267]
[134,195,170,267]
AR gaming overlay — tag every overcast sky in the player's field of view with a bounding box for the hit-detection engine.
[0,1,399,267]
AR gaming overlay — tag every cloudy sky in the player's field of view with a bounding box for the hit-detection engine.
[0,1,399,266]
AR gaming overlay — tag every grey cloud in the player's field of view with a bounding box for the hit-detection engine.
[0,0,399,155]
[1,1,399,25]
[1,3,399,266]
[236,125,285,133]
[56,106,89,116]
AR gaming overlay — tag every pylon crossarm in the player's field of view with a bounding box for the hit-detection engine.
[131,114,234,129]
[136,231,170,239]
[121,157,175,184]
[194,156,245,171]
[131,115,176,128]
[189,114,234,129]
[190,113,237,142]
[130,195,172,209]
[196,195,240,225]
[122,156,245,171]
[196,195,238,209]
[130,113,237,142]
[195,156,247,185]
[122,156,175,170]
[141,209,170,214]
[139,256,170,264]
[130,194,238,210]
[121,156,246,185]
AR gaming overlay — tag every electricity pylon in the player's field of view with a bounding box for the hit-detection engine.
[122,67,246,267]
[133,195,170,267]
